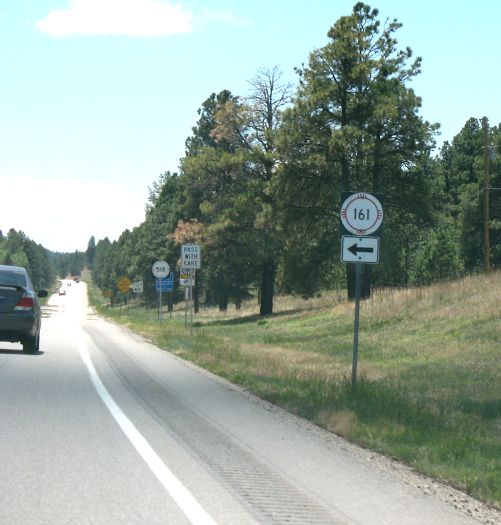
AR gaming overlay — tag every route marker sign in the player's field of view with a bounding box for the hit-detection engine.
[340,191,384,393]
[341,236,380,264]
[340,192,383,236]
[152,260,170,278]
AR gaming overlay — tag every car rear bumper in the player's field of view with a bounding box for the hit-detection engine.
[0,313,39,343]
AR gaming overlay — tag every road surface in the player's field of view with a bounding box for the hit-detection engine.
[0,280,497,524]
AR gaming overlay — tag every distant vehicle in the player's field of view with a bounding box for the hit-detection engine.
[58,288,66,296]
[0,264,48,353]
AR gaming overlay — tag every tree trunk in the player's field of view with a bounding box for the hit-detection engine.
[259,258,275,316]
[218,290,228,312]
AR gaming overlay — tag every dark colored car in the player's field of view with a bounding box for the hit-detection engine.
[0,265,48,353]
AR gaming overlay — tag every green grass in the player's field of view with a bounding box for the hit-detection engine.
[86,272,501,508]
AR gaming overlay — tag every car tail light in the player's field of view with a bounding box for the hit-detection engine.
[14,294,35,311]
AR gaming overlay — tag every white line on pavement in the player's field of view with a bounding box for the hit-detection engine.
[77,335,217,525]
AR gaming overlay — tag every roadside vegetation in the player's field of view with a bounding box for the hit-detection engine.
[87,271,501,509]
[3,1,500,510]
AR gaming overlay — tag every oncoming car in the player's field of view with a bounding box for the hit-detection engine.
[0,265,48,353]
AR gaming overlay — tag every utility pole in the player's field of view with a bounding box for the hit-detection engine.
[483,117,491,272]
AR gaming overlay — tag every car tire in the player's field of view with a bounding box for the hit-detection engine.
[23,335,38,354]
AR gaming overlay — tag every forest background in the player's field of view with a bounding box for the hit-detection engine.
[1,3,500,314]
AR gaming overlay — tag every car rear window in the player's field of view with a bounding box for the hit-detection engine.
[0,270,28,288]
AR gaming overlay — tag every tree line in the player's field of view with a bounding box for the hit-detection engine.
[86,3,499,314]
[0,228,87,288]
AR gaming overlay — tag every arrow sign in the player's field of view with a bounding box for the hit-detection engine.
[348,243,374,256]
[341,236,380,264]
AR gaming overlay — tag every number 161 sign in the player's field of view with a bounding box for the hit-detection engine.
[340,192,383,236]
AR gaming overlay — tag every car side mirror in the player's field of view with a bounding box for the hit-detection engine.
[38,290,48,298]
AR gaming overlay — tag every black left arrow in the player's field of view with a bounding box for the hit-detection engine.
[348,243,374,256]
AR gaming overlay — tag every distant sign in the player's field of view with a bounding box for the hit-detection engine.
[117,276,132,293]
[180,268,195,286]
[132,280,143,293]
[340,192,383,236]
[156,274,174,292]
[181,244,201,269]
[152,260,170,278]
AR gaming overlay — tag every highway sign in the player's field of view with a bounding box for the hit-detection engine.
[117,276,132,293]
[152,260,170,278]
[340,192,383,236]
[180,268,195,286]
[156,274,174,292]
[181,244,201,269]
[132,279,143,293]
[341,236,380,264]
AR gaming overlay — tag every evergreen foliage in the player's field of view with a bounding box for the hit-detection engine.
[89,3,501,313]
[0,229,56,288]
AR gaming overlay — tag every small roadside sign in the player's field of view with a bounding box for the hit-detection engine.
[180,268,195,286]
[156,275,174,292]
[152,260,170,278]
[341,236,380,264]
[117,276,132,293]
[181,244,201,269]
[340,192,385,393]
[340,192,383,236]
[132,280,143,293]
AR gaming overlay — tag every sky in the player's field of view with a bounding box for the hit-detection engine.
[1,0,500,253]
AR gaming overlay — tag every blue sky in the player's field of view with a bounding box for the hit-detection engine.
[1,0,500,253]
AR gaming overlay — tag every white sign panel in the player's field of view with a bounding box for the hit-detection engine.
[132,280,143,293]
[341,236,380,264]
[341,193,383,236]
[181,244,201,269]
[180,268,195,286]
[152,260,170,278]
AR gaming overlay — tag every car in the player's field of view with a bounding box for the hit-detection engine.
[0,264,48,353]
[58,287,66,296]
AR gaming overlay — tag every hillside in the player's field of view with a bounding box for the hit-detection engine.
[89,271,501,510]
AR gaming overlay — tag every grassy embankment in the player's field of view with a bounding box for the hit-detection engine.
[87,272,501,508]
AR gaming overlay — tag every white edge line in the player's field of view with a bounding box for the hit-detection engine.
[77,336,217,525]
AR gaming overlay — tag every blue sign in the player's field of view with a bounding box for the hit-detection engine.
[156,273,174,292]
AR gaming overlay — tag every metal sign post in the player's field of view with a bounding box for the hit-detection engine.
[189,281,194,336]
[340,192,384,393]
[184,284,194,334]
[152,261,170,323]
[159,285,163,323]
[170,290,173,321]
[352,263,363,392]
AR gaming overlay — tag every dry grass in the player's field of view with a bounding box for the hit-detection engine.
[89,271,501,507]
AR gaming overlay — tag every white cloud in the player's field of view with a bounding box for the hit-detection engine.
[0,176,146,253]
[36,0,194,38]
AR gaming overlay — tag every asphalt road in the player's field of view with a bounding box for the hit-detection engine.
[0,280,495,524]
